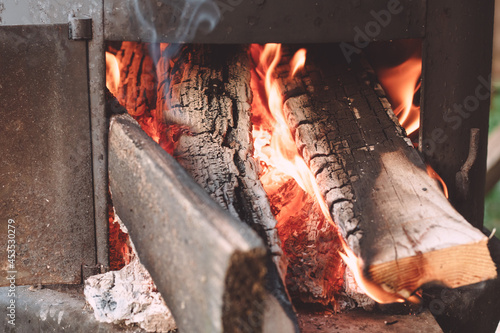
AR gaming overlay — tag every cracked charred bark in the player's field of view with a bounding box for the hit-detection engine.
[273,45,496,299]
[156,45,282,261]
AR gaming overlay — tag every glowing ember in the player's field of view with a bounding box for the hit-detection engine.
[376,53,421,137]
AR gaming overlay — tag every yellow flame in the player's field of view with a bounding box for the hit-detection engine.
[426,164,449,199]
[290,48,307,77]
[252,44,410,304]
[105,52,120,95]
[252,44,332,223]
[339,244,406,304]
[377,57,421,136]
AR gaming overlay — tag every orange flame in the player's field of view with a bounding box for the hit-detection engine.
[251,44,332,223]
[339,246,406,304]
[426,164,449,199]
[290,48,306,77]
[375,48,449,201]
[105,51,120,95]
[251,44,405,304]
[376,56,421,136]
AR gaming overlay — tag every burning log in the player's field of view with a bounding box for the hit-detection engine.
[108,113,298,333]
[270,45,497,301]
[156,44,283,267]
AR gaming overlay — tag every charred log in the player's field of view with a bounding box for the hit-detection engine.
[272,45,496,300]
[108,113,299,333]
[113,41,158,119]
[157,44,283,264]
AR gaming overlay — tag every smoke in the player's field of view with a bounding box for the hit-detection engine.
[173,0,221,42]
[131,0,221,86]
[132,0,221,44]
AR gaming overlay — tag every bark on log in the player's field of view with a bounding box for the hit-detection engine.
[157,44,283,263]
[114,41,158,119]
[274,45,496,300]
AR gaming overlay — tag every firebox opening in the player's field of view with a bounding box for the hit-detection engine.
[104,39,495,320]
[105,39,422,298]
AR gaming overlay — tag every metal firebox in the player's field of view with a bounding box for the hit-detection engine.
[0,0,497,332]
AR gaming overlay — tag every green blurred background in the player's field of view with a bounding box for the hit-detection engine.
[485,88,500,231]
[484,3,500,231]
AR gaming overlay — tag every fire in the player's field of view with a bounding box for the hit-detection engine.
[374,46,449,199]
[250,44,332,224]
[250,44,407,304]
[290,49,306,77]
[375,53,421,137]
[339,246,406,304]
[107,41,428,304]
[426,164,449,199]
[105,51,120,95]
[105,43,182,155]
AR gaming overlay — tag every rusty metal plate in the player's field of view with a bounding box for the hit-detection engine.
[0,24,96,286]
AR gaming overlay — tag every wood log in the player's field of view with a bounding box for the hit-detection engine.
[114,41,158,119]
[108,113,299,333]
[156,44,283,265]
[110,43,298,327]
[272,45,496,301]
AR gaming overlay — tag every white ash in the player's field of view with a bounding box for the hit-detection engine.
[85,211,176,332]
[85,256,176,332]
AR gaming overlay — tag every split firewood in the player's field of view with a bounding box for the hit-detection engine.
[272,45,496,301]
[108,113,299,333]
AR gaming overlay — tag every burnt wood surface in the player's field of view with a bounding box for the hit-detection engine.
[108,113,298,333]
[114,42,158,120]
[273,45,496,300]
[157,44,283,262]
